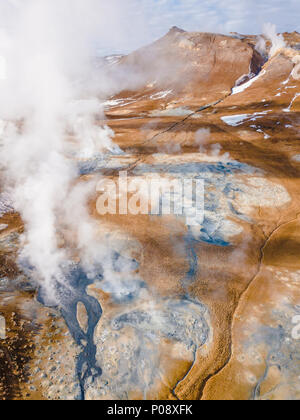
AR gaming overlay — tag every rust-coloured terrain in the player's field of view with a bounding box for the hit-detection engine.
[1,28,300,400]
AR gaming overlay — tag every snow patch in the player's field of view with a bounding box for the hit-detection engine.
[0,193,14,217]
[221,114,249,126]
[105,55,123,66]
[232,70,266,96]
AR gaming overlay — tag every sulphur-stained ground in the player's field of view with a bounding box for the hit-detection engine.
[1,27,300,400]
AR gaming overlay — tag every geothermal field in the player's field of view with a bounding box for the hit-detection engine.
[0,1,300,402]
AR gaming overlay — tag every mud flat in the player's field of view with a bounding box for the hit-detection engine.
[1,28,300,400]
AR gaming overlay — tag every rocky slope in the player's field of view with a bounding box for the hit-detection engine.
[1,28,300,400]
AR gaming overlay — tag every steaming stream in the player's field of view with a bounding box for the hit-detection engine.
[37,265,103,400]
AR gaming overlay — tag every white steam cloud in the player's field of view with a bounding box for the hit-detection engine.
[195,128,211,152]
[255,36,267,57]
[0,0,129,301]
[262,23,286,57]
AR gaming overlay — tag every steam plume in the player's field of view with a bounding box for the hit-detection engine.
[262,23,286,57]
[0,0,125,302]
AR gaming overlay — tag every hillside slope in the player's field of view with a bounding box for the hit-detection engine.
[1,28,300,400]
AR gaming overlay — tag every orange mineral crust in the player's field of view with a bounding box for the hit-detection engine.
[1,28,300,400]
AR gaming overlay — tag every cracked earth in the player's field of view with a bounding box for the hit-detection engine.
[1,27,300,400]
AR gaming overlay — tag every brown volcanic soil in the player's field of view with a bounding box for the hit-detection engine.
[98,29,300,400]
[1,29,300,400]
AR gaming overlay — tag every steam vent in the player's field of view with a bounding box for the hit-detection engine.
[1,6,300,402]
